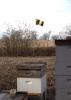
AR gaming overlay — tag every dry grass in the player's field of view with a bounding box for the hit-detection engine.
[0,56,56,99]
[0,56,56,89]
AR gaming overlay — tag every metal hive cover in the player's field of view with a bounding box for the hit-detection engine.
[16,62,46,70]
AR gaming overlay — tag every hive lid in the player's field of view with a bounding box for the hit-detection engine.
[16,62,47,70]
[55,40,71,45]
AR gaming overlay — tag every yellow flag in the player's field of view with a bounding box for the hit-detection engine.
[35,19,44,26]
[35,19,40,25]
[40,21,44,26]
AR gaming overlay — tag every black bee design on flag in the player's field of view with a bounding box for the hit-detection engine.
[35,19,44,26]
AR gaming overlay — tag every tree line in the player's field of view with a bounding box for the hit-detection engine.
[0,24,71,56]
[0,24,55,56]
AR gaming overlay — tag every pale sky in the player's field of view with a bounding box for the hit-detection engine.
[0,0,71,37]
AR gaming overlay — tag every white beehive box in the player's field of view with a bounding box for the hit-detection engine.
[17,78,41,93]
[16,62,47,100]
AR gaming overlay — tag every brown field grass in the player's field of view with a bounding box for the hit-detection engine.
[0,56,56,87]
[0,56,56,99]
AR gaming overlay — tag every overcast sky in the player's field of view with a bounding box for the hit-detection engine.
[0,0,71,37]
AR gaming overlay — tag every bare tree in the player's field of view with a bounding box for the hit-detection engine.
[2,28,23,56]
[2,24,38,56]
[58,25,71,39]
[51,35,60,40]
[51,34,65,40]
[40,31,51,40]
[65,25,71,35]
